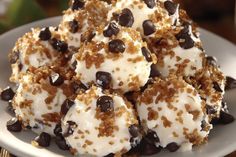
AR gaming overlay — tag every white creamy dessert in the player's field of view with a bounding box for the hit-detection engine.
[9,27,68,82]
[12,67,72,136]
[137,76,212,151]
[73,25,155,93]
[59,0,110,48]
[61,86,138,156]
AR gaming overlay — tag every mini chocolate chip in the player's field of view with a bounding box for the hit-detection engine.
[213,82,223,93]
[69,19,79,33]
[206,105,217,115]
[87,31,96,42]
[50,38,68,53]
[179,35,194,49]
[166,142,180,152]
[35,132,51,147]
[103,22,120,37]
[9,51,19,64]
[139,138,161,155]
[54,123,62,136]
[104,153,114,157]
[150,64,161,78]
[96,71,112,89]
[144,0,156,8]
[97,96,114,112]
[206,56,217,67]
[145,130,160,144]
[176,24,190,40]
[64,121,77,137]
[143,20,156,36]
[128,124,140,137]
[39,27,51,41]
[225,76,236,90]
[71,81,88,93]
[61,99,75,116]
[118,8,134,27]
[108,39,126,53]
[49,73,64,86]
[1,86,15,101]
[7,101,15,115]
[71,0,85,10]
[218,110,235,125]
[18,63,23,71]
[141,47,152,62]
[6,118,22,132]
[201,120,207,131]
[55,136,70,150]
[164,1,178,15]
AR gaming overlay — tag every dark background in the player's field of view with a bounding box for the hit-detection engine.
[0,0,235,43]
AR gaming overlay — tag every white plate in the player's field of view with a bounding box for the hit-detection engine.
[0,17,236,157]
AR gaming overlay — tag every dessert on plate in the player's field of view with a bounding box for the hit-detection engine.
[1,0,235,156]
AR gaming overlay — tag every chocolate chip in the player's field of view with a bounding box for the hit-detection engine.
[128,124,140,138]
[164,1,178,15]
[104,153,114,157]
[64,121,77,137]
[141,47,152,62]
[108,39,126,53]
[201,120,207,131]
[35,132,51,147]
[69,19,79,33]
[213,82,223,93]
[55,136,70,150]
[206,56,217,67]
[218,110,235,125]
[179,35,194,49]
[145,130,160,144]
[166,142,180,152]
[139,138,161,155]
[225,76,236,90]
[176,24,190,40]
[7,101,15,115]
[39,27,51,41]
[143,20,156,36]
[97,96,114,112]
[118,8,134,27]
[1,87,15,101]
[50,38,68,53]
[144,0,156,8]
[6,118,22,132]
[54,123,62,136]
[150,64,161,78]
[61,99,75,116]
[18,63,23,71]
[71,81,88,93]
[87,31,96,42]
[71,0,85,10]
[206,105,217,115]
[96,71,112,89]
[103,22,120,37]
[49,73,64,86]
[9,51,19,64]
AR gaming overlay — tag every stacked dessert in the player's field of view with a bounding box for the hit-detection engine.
[1,0,235,156]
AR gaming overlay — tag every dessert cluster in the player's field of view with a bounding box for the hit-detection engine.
[1,0,235,156]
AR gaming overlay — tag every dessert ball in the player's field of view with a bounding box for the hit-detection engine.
[12,67,73,136]
[73,24,155,92]
[9,27,69,82]
[137,76,212,151]
[108,0,180,35]
[61,86,139,156]
[185,56,226,120]
[149,23,205,78]
[59,0,110,48]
